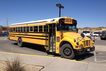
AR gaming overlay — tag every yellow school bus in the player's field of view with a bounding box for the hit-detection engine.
[8,17,95,59]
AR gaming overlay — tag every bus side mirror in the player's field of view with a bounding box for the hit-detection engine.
[76,28,78,33]
[81,33,85,38]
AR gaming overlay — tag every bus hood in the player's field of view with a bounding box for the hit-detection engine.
[63,32,82,39]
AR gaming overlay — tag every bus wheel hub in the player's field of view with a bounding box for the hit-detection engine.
[63,47,72,56]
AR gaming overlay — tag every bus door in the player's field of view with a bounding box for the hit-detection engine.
[47,24,56,53]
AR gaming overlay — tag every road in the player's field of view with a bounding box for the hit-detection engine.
[0,38,47,56]
[0,37,106,62]
[95,38,106,46]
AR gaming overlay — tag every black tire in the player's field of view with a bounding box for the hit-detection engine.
[46,50,50,54]
[100,37,104,40]
[17,38,23,47]
[60,44,75,59]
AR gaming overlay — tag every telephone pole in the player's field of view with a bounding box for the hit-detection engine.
[6,18,9,32]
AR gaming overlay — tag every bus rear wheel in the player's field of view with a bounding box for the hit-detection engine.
[60,44,75,59]
[17,38,23,47]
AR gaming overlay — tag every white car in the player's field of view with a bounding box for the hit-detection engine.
[92,32,100,37]
[82,31,91,37]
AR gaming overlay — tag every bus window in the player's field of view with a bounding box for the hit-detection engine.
[17,27,19,32]
[24,27,26,32]
[22,27,24,32]
[20,27,22,32]
[39,26,42,32]
[19,27,21,32]
[13,28,15,32]
[24,27,27,32]
[10,28,12,32]
[15,27,17,32]
[11,28,14,32]
[21,27,23,32]
[26,27,29,32]
[44,25,48,32]
[34,26,38,32]
[14,28,16,32]
[18,27,20,32]
[30,26,33,32]
[17,27,18,32]
[42,26,44,32]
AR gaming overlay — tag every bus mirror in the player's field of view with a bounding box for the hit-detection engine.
[76,29,78,33]
[81,33,85,38]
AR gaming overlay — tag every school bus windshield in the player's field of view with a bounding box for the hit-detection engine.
[57,24,77,32]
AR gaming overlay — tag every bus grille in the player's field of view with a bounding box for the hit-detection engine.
[83,40,90,47]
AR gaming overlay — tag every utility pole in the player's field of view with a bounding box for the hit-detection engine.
[6,18,9,33]
[6,18,8,27]
[56,3,64,17]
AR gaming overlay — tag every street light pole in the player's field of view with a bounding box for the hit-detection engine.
[56,3,64,17]
[59,7,61,17]
[6,18,8,27]
[6,18,9,32]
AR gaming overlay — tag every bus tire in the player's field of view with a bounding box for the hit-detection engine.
[46,50,50,54]
[60,44,75,59]
[17,38,23,47]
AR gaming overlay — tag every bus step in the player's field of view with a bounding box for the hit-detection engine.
[49,47,55,52]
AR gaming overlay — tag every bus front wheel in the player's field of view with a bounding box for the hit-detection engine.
[17,38,23,47]
[60,44,75,59]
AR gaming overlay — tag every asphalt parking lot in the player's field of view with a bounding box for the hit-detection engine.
[0,37,106,63]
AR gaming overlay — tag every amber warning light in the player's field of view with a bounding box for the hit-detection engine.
[64,19,72,24]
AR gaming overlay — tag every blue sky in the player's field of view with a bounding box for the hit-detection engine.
[0,0,106,27]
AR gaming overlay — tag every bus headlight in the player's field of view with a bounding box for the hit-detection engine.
[76,42,79,45]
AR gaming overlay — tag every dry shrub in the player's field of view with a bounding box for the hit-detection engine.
[5,58,25,71]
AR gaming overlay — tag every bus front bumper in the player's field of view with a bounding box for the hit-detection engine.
[75,46,95,55]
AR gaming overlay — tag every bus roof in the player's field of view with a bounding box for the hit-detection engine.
[10,17,74,26]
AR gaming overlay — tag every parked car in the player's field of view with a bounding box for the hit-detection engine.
[82,31,91,37]
[100,31,106,40]
[1,31,8,36]
[92,32,100,37]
